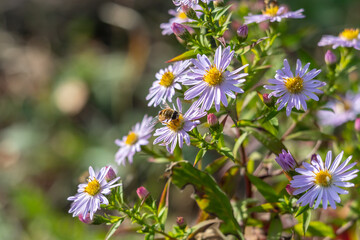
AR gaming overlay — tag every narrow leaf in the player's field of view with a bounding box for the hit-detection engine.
[246,173,278,202]
[303,209,311,235]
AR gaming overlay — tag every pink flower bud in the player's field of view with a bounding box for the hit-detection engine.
[79,213,92,224]
[237,25,248,41]
[286,185,295,195]
[355,118,360,132]
[207,113,218,126]
[325,50,337,65]
[136,186,149,199]
[105,166,117,181]
[262,93,274,107]
[176,216,186,228]
[171,23,191,41]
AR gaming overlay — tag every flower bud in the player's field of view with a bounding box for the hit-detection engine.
[171,23,191,41]
[136,186,149,200]
[355,118,360,132]
[79,213,93,224]
[275,150,297,171]
[324,50,337,65]
[176,216,186,228]
[181,5,198,20]
[236,25,248,41]
[207,113,218,126]
[262,93,275,107]
[285,184,295,195]
[105,166,117,181]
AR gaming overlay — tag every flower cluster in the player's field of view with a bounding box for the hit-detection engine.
[66,0,360,238]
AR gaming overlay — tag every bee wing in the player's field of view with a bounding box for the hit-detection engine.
[147,116,159,126]
[159,101,170,109]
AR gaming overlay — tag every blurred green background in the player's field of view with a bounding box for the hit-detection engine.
[0,0,359,239]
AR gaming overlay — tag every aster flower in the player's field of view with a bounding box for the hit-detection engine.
[318,28,360,50]
[115,115,154,165]
[317,91,360,126]
[160,7,201,35]
[153,98,206,153]
[290,151,358,209]
[244,4,304,24]
[264,59,325,116]
[173,0,212,8]
[182,46,248,112]
[275,149,297,171]
[68,166,121,219]
[146,61,191,107]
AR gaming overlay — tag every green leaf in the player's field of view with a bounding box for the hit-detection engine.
[285,130,336,141]
[294,221,335,237]
[303,209,311,236]
[166,50,198,63]
[249,128,286,155]
[221,166,240,197]
[248,203,284,214]
[194,149,207,166]
[295,205,310,217]
[267,216,282,240]
[246,173,278,203]
[170,161,244,239]
[233,132,248,160]
[105,219,124,240]
[205,156,228,174]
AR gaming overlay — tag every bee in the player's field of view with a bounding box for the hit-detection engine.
[149,102,180,126]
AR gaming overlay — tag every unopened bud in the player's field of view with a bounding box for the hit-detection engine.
[105,166,117,181]
[275,150,297,171]
[263,93,275,107]
[285,185,295,195]
[325,50,337,65]
[136,186,149,200]
[207,113,218,126]
[79,213,92,224]
[171,23,191,41]
[355,118,360,132]
[236,25,248,41]
[181,5,198,20]
[176,216,186,228]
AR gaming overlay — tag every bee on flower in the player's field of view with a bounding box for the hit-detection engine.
[153,98,206,153]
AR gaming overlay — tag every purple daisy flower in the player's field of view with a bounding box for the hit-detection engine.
[182,46,248,112]
[317,91,360,126]
[244,5,304,24]
[68,166,121,220]
[318,28,360,50]
[173,0,212,8]
[115,115,154,165]
[153,98,206,153]
[160,7,202,35]
[275,149,297,171]
[146,60,191,107]
[264,59,325,116]
[290,151,358,209]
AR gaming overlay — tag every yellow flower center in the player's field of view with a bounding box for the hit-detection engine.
[125,132,138,145]
[167,114,184,131]
[159,72,175,87]
[339,28,359,41]
[177,12,187,20]
[314,170,332,187]
[84,179,101,196]
[262,5,279,17]
[284,76,304,94]
[203,67,223,86]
